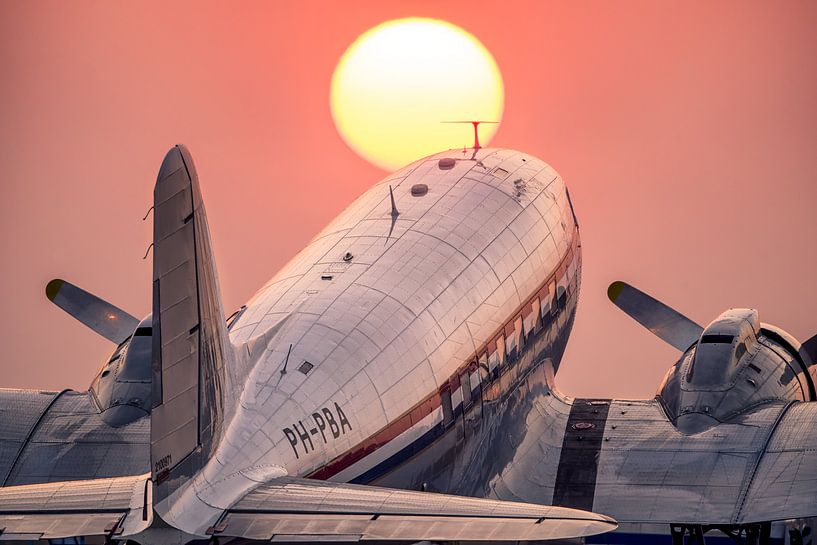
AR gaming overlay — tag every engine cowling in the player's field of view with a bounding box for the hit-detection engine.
[90,314,153,426]
[657,309,815,434]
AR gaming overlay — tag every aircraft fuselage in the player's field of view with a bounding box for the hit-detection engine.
[158,148,581,526]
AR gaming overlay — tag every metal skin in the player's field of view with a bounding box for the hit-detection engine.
[90,313,154,426]
[1,144,815,544]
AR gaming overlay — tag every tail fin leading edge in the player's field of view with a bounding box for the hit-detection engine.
[150,145,230,500]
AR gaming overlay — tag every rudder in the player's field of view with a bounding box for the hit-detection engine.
[150,145,231,500]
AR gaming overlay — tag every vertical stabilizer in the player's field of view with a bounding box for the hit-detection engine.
[150,145,230,501]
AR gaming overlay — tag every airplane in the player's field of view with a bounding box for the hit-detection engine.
[0,141,814,545]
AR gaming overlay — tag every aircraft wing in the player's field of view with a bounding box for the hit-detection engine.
[589,399,817,524]
[738,401,817,522]
[0,473,151,541]
[490,392,817,525]
[205,476,617,542]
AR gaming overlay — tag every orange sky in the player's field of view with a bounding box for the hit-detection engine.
[1,1,816,399]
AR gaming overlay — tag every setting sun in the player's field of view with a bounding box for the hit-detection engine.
[331,18,504,171]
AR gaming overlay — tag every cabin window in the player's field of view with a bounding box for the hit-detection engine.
[556,265,568,309]
[506,318,522,363]
[556,286,567,310]
[539,290,552,321]
[441,388,454,427]
[478,353,489,385]
[449,373,461,391]
[525,299,539,338]
[487,346,500,377]
[469,366,480,391]
[451,383,463,413]
[548,281,558,316]
[461,371,472,408]
[495,335,506,371]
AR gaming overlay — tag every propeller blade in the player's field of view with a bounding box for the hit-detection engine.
[45,279,139,343]
[607,281,703,351]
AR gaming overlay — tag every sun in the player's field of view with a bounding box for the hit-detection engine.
[331,18,504,171]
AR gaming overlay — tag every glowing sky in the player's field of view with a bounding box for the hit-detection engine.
[1,1,816,399]
[331,18,503,170]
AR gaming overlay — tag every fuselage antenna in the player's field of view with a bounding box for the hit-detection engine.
[389,185,399,219]
[386,185,400,244]
[281,343,293,375]
[441,120,499,150]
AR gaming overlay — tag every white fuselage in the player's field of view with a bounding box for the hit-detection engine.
[156,147,580,533]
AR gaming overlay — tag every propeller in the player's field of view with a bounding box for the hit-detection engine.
[45,278,139,344]
[607,281,703,351]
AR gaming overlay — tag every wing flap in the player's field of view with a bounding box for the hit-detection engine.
[208,477,616,542]
[0,474,151,540]
[0,513,123,541]
[738,402,817,522]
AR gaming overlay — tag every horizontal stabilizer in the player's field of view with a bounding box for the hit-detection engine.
[608,281,703,351]
[45,278,139,343]
[206,477,616,542]
[0,474,151,540]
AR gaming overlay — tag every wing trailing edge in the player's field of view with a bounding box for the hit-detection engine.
[0,474,151,540]
[205,477,617,542]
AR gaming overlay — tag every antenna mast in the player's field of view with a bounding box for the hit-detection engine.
[441,120,498,150]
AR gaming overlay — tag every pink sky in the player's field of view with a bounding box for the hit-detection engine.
[1,1,815,399]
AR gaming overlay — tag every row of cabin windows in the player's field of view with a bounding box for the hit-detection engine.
[440,246,579,425]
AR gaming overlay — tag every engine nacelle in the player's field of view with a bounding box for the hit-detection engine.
[90,314,153,426]
[657,309,815,434]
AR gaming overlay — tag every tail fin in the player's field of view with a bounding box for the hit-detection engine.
[150,145,231,501]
